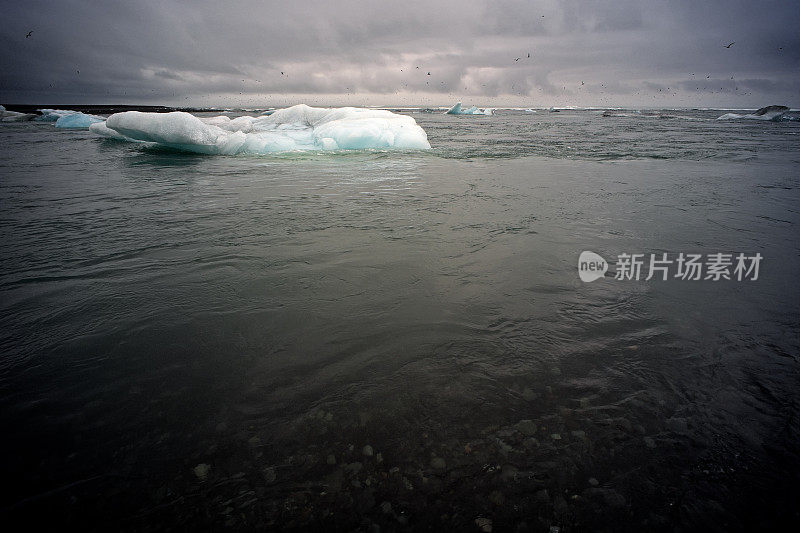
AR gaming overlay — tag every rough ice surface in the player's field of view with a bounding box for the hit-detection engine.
[716,105,790,121]
[36,109,80,122]
[446,102,493,115]
[88,121,139,141]
[99,104,431,154]
[55,112,104,129]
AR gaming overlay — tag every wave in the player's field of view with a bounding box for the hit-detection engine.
[91,104,430,154]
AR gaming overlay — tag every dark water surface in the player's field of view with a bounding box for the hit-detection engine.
[1,109,799,531]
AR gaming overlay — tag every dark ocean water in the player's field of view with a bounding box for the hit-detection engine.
[1,108,799,531]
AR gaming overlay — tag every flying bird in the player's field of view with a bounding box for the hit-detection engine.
[427,72,430,75]
[724,42,735,48]
[515,57,520,61]
[25,31,33,38]
[527,53,530,58]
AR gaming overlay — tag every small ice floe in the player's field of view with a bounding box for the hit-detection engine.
[0,105,37,122]
[716,105,791,121]
[445,102,493,115]
[55,112,104,129]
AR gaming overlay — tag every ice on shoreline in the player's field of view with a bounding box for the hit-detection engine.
[96,104,431,154]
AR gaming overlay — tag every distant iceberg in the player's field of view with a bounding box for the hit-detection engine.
[0,105,37,122]
[716,105,791,122]
[55,112,105,129]
[36,109,80,122]
[445,102,493,115]
[94,104,431,154]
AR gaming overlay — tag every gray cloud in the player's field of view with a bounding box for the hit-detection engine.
[0,0,798,107]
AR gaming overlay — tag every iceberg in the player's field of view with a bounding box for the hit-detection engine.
[36,109,80,122]
[55,112,105,129]
[97,104,431,154]
[716,105,790,121]
[0,105,37,122]
[445,102,493,115]
[88,120,139,141]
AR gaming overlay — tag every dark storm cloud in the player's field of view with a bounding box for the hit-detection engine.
[0,0,798,106]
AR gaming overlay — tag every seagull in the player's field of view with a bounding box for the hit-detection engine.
[26,30,33,38]
[724,42,735,48]
[527,53,530,58]
[515,57,520,61]
[427,72,430,75]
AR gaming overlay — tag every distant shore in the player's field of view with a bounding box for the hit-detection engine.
[0,104,226,115]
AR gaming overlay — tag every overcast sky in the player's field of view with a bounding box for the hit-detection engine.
[1,0,798,108]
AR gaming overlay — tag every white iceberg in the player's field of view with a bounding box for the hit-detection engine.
[88,120,139,141]
[445,102,493,115]
[716,105,790,122]
[55,112,105,129]
[97,104,431,154]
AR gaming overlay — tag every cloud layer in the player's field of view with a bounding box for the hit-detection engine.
[1,0,798,107]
